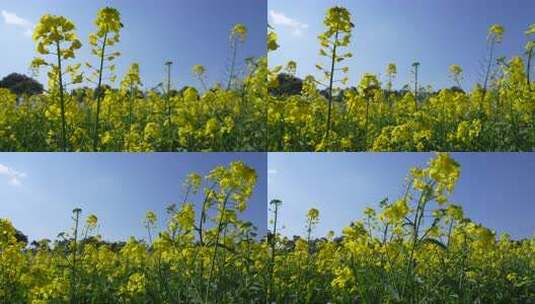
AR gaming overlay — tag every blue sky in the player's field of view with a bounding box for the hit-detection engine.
[268,153,535,240]
[0,153,267,242]
[0,0,266,90]
[269,0,535,90]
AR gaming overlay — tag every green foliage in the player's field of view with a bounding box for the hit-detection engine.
[1,156,534,303]
[2,8,266,152]
[267,153,535,303]
[0,162,263,303]
[268,8,535,151]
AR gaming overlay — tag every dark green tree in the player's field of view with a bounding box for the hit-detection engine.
[0,73,44,96]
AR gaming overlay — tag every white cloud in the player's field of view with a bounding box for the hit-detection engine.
[1,10,32,27]
[0,164,27,187]
[1,10,34,37]
[269,10,308,36]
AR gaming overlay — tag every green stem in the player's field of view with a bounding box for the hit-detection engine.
[166,63,173,151]
[268,202,279,302]
[70,210,81,304]
[56,41,67,152]
[325,31,339,143]
[206,191,232,302]
[227,38,238,90]
[93,31,108,151]
[527,48,533,92]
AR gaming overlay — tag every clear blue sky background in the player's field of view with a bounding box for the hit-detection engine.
[0,153,267,242]
[268,153,535,240]
[0,0,266,90]
[269,0,535,90]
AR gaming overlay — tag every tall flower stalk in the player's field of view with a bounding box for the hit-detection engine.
[88,7,122,151]
[483,24,505,98]
[70,208,82,304]
[449,64,464,89]
[411,62,420,107]
[525,25,535,91]
[192,64,208,91]
[316,7,354,143]
[120,63,142,134]
[268,199,282,302]
[164,61,174,151]
[227,24,248,90]
[31,15,83,151]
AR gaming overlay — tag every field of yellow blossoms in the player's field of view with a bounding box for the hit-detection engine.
[268,7,535,152]
[1,154,533,303]
[0,7,266,152]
